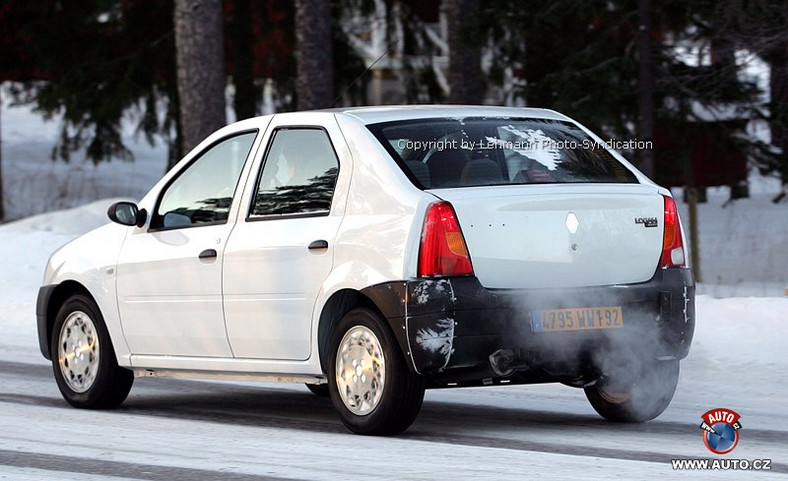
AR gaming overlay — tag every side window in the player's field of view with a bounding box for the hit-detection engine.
[251,128,339,217]
[153,132,257,229]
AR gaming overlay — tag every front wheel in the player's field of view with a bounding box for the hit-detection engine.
[51,294,134,409]
[585,359,679,422]
[328,308,425,435]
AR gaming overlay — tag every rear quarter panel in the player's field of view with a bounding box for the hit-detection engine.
[326,115,433,287]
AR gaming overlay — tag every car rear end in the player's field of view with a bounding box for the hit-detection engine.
[365,112,695,400]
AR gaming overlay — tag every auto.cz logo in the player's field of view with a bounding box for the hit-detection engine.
[699,408,742,455]
[670,408,772,471]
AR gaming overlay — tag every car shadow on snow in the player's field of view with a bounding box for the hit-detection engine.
[118,378,696,439]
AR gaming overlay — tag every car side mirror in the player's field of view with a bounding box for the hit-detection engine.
[108,202,147,228]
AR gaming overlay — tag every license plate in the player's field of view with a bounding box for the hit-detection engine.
[531,306,624,332]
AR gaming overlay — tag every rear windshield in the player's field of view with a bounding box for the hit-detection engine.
[367,118,638,189]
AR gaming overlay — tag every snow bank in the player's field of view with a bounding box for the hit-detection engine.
[673,188,788,297]
[0,199,124,364]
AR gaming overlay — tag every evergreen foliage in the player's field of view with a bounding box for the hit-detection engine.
[0,0,785,189]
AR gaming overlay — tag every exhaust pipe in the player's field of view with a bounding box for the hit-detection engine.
[489,349,526,377]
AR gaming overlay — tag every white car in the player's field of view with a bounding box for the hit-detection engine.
[37,106,695,435]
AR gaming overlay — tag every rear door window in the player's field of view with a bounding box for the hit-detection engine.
[250,128,340,217]
[368,118,637,188]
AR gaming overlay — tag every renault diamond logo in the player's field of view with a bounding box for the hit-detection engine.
[565,212,579,234]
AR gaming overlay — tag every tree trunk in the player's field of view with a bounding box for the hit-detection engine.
[174,0,226,156]
[232,0,256,120]
[447,0,483,104]
[0,88,4,221]
[295,0,333,110]
[636,0,655,179]
[686,187,701,282]
[769,44,788,193]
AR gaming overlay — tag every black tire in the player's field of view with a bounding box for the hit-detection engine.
[585,359,679,422]
[328,308,425,435]
[305,383,330,397]
[50,294,134,409]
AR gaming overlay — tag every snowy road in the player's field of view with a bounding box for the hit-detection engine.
[1,356,786,480]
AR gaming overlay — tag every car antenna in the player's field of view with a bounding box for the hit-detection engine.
[331,39,399,107]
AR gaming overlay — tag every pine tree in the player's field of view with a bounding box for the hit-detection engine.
[2,0,178,165]
[477,0,780,188]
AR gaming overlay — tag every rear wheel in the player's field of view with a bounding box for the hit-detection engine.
[51,294,134,409]
[328,308,425,435]
[585,359,679,422]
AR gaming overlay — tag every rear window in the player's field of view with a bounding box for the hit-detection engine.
[367,118,638,188]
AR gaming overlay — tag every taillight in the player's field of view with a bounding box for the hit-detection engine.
[418,201,474,277]
[661,196,686,268]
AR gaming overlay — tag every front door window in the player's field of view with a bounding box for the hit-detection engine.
[154,132,257,229]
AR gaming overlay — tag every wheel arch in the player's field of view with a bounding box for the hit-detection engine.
[38,280,95,360]
[316,283,413,374]
[316,289,371,374]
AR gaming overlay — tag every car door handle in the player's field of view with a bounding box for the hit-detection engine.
[199,249,218,259]
[308,240,329,250]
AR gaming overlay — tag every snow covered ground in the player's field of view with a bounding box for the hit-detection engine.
[1,199,787,479]
[1,97,787,479]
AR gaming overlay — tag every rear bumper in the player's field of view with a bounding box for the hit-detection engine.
[364,268,695,383]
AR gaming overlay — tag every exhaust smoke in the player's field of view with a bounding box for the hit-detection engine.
[504,286,683,422]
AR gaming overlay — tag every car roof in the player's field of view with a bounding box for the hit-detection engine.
[319,105,572,125]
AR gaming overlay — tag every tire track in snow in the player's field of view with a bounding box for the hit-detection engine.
[2,360,786,474]
[0,449,299,481]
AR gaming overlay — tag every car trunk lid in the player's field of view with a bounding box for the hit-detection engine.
[430,184,665,289]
